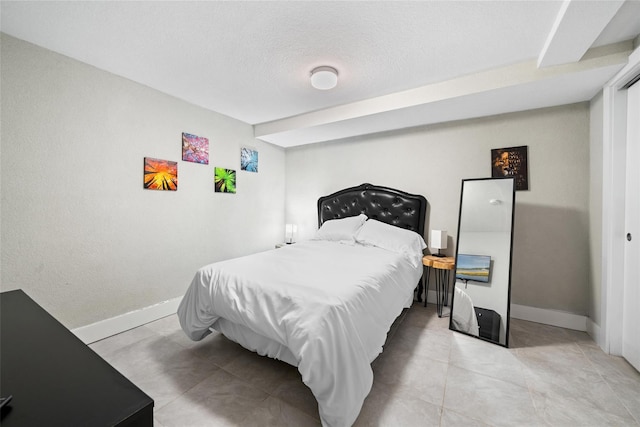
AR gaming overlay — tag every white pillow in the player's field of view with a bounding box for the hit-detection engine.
[315,214,368,241]
[355,219,426,267]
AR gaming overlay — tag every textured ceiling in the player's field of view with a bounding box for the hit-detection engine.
[2,1,639,147]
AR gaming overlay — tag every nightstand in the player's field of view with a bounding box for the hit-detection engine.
[422,255,455,317]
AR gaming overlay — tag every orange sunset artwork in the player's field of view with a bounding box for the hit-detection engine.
[144,157,178,191]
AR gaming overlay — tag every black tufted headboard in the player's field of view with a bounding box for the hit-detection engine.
[317,183,427,237]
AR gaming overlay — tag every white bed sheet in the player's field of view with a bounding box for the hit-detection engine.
[177,239,421,427]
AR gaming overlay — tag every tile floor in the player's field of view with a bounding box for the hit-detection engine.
[89,303,640,426]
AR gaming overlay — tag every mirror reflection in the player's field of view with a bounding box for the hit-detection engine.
[449,177,515,347]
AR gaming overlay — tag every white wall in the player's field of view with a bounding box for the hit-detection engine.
[0,34,286,329]
[286,104,591,316]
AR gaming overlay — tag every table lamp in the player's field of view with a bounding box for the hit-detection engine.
[431,230,447,257]
[285,224,297,244]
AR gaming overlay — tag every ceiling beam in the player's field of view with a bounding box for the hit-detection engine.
[537,0,625,68]
[255,42,632,147]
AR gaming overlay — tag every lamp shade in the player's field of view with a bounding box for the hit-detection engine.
[431,230,447,250]
[285,224,298,243]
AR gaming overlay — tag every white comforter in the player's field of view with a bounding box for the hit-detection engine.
[177,240,421,427]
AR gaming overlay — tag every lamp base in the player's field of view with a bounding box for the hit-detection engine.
[432,249,446,257]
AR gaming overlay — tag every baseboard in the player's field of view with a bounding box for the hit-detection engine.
[72,297,182,344]
[510,303,587,331]
[423,291,588,332]
[586,317,603,348]
[76,293,589,345]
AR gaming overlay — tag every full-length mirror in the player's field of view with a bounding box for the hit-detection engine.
[449,177,515,347]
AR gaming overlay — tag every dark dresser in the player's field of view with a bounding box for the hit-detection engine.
[474,306,501,342]
[0,289,153,426]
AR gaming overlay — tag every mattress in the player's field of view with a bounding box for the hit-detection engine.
[177,239,421,427]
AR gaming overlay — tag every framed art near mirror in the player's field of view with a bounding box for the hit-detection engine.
[449,177,515,347]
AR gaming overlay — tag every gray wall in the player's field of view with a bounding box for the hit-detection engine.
[286,104,591,315]
[0,34,286,329]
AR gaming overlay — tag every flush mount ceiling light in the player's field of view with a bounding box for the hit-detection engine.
[310,66,338,90]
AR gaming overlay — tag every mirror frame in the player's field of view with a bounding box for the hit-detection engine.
[449,177,516,347]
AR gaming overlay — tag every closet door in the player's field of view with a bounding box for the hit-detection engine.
[623,80,640,371]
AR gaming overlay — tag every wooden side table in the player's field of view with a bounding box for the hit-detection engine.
[422,255,455,317]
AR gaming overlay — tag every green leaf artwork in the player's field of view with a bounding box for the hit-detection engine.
[214,167,236,193]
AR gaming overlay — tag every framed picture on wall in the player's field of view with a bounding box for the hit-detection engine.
[240,147,258,172]
[182,132,209,165]
[143,157,178,191]
[214,167,236,193]
[491,145,529,191]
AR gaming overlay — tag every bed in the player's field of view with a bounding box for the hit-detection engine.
[177,183,427,427]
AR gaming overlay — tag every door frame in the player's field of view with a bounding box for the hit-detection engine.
[601,46,640,355]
